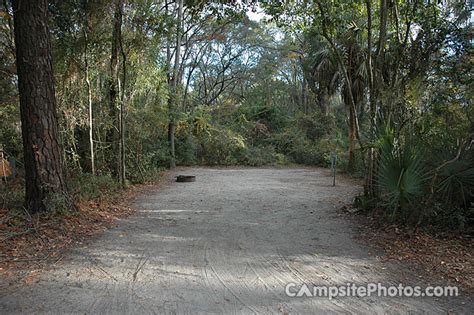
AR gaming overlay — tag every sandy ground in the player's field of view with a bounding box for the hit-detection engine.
[0,167,472,314]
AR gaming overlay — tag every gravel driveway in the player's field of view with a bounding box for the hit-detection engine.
[0,168,471,314]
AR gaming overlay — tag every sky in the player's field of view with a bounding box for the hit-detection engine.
[246,5,269,22]
[245,5,284,41]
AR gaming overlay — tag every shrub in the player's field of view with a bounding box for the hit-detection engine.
[376,126,428,221]
[275,153,291,165]
[69,174,121,202]
[317,136,347,169]
[126,138,170,183]
[199,128,246,165]
[428,204,469,232]
[176,134,198,166]
[44,192,74,214]
[0,179,25,209]
[241,146,277,166]
[434,152,474,210]
[289,140,324,165]
[235,103,288,132]
[134,167,165,184]
[295,111,335,140]
[273,128,324,165]
[0,103,23,159]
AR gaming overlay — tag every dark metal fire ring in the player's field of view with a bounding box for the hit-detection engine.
[176,175,196,182]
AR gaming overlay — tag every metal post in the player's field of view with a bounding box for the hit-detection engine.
[331,154,337,186]
[9,158,16,178]
[1,148,4,182]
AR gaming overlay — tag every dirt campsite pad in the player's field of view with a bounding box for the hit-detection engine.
[0,168,472,313]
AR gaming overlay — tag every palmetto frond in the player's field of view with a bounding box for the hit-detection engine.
[376,126,428,216]
[436,151,474,208]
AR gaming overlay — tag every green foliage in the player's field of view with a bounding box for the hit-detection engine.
[436,155,474,209]
[0,180,25,210]
[364,115,473,231]
[69,174,121,202]
[273,128,308,161]
[241,146,278,166]
[44,192,74,215]
[192,108,213,139]
[274,130,333,166]
[176,135,198,166]
[236,103,288,133]
[376,126,428,220]
[132,167,166,185]
[429,203,470,233]
[295,111,335,140]
[288,138,325,165]
[199,127,247,165]
[0,104,22,159]
[1,0,470,233]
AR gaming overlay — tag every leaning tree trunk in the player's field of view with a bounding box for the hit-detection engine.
[12,0,74,213]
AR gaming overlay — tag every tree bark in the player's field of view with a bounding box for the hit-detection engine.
[318,90,330,116]
[83,28,95,175]
[168,0,183,169]
[118,10,126,186]
[12,0,74,213]
[109,0,123,178]
[316,1,363,172]
[348,103,357,172]
[365,0,376,195]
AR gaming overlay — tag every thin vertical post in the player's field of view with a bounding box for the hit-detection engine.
[331,154,337,186]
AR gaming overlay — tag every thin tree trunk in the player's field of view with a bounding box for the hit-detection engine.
[168,0,183,169]
[323,31,361,170]
[12,0,74,213]
[118,13,126,186]
[318,90,330,116]
[182,65,195,111]
[376,0,388,57]
[83,28,95,175]
[365,0,376,195]
[109,0,123,178]
[348,104,357,172]
[165,3,173,168]
[316,1,362,171]
[301,75,308,113]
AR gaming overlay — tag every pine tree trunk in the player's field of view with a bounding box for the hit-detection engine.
[12,0,74,213]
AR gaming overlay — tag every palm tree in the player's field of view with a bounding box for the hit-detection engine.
[303,25,367,171]
[340,25,367,171]
[303,37,339,116]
